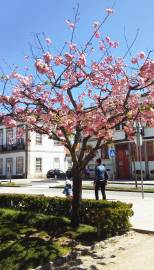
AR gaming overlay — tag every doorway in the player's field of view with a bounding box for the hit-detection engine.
[6,158,13,178]
[116,144,130,179]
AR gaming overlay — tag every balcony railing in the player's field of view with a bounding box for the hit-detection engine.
[0,143,25,152]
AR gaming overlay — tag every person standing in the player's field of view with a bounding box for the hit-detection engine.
[94,158,107,200]
[63,179,72,199]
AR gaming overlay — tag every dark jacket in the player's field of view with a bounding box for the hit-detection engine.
[95,164,106,181]
[104,170,109,181]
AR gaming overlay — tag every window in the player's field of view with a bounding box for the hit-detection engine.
[36,158,42,172]
[0,159,3,175]
[0,130,3,145]
[36,133,42,144]
[6,158,13,176]
[54,140,61,146]
[115,123,125,131]
[115,124,121,131]
[16,126,24,144]
[6,129,13,145]
[16,157,24,175]
[147,141,154,161]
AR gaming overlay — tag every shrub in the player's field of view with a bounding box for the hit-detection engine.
[0,194,133,239]
[80,199,133,238]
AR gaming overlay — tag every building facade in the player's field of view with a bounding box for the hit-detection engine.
[0,124,68,179]
[84,125,154,180]
[113,125,154,179]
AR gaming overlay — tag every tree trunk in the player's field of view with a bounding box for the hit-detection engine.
[71,169,82,228]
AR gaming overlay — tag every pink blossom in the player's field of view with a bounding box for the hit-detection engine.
[69,43,77,50]
[45,38,52,45]
[138,51,145,59]
[106,8,114,14]
[16,127,25,140]
[65,20,75,29]
[43,52,53,63]
[35,59,49,74]
[140,60,154,80]
[15,107,25,113]
[56,130,63,137]
[131,57,138,64]
[54,56,63,66]
[78,53,86,67]
[95,32,100,39]
[0,95,10,104]
[109,41,119,48]
[27,116,36,125]
[105,36,111,43]
[112,41,119,48]
[64,53,74,62]
[47,70,55,78]
[76,71,85,79]
[2,116,16,127]
[40,114,51,122]
[105,56,113,63]
[62,82,70,90]
[109,41,114,47]
[99,41,105,51]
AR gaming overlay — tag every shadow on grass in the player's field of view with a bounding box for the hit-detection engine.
[0,208,96,270]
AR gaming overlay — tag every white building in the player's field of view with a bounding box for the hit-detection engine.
[0,124,68,179]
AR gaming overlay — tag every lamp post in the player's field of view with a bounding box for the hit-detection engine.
[135,121,144,199]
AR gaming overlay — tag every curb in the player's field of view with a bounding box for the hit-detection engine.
[132,228,154,234]
[50,186,154,193]
[108,182,154,186]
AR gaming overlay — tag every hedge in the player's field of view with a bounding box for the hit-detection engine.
[0,193,133,239]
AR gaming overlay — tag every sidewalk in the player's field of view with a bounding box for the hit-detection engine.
[2,177,154,186]
[132,200,154,233]
[117,196,154,233]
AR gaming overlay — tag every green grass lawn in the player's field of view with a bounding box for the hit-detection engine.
[54,185,154,193]
[0,208,96,270]
[0,182,20,187]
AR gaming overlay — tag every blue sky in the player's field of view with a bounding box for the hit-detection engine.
[0,0,154,71]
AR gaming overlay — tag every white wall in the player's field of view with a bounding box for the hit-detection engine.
[0,126,68,179]
[113,130,125,141]
[27,151,66,178]
[131,161,146,178]
[27,132,67,178]
[144,127,154,137]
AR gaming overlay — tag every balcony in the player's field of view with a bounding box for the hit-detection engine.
[0,143,25,152]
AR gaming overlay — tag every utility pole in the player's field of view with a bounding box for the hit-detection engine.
[136,122,144,199]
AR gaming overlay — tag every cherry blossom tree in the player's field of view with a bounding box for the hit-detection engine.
[1,7,154,226]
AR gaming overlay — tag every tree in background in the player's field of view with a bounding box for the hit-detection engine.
[1,6,154,226]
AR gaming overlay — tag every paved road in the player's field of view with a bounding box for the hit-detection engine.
[1,181,154,199]
[0,181,154,232]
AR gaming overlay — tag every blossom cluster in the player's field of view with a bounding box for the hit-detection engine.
[0,7,154,145]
